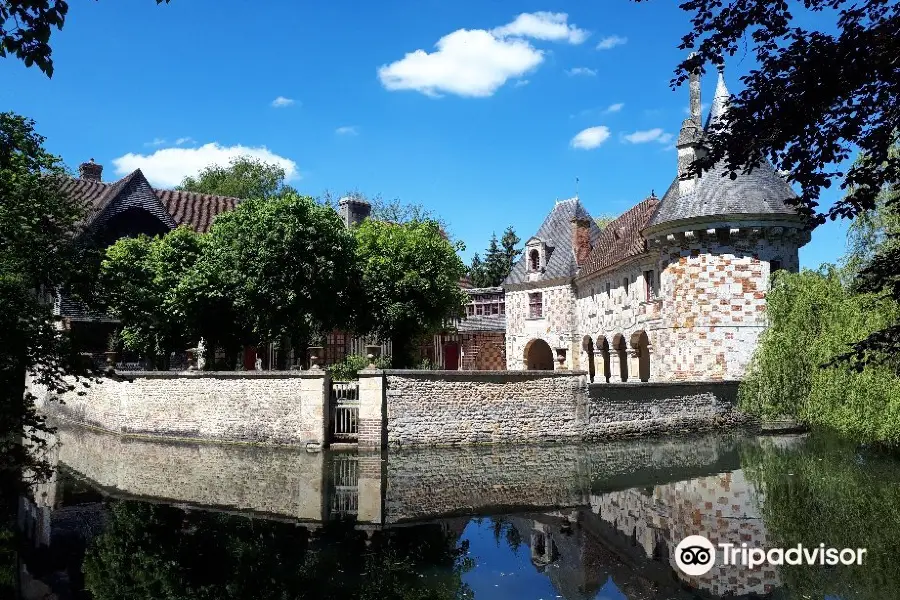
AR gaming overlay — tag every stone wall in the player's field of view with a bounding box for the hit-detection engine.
[505,283,579,370]
[384,370,589,446]
[382,372,747,447]
[32,370,328,446]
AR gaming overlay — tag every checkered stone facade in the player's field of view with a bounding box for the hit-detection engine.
[506,284,579,370]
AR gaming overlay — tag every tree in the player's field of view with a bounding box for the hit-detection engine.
[354,219,468,367]
[178,156,294,200]
[468,227,521,288]
[594,215,616,231]
[654,0,900,377]
[0,112,95,480]
[0,1,172,77]
[198,192,360,353]
[98,227,204,369]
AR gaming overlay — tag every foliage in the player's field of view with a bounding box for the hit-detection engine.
[593,214,616,231]
[489,518,523,554]
[328,354,369,382]
[738,266,900,444]
[468,226,521,288]
[84,500,474,600]
[354,219,468,368]
[177,156,295,200]
[0,0,172,77]
[198,192,360,347]
[98,227,204,369]
[0,112,95,479]
[742,434,900,598]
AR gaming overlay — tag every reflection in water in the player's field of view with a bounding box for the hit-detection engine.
[15,426,900,600]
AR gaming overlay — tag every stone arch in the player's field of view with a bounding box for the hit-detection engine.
[474,342,504,370]
[581,335,596,382]
[612,334,628,382]
[524,338,554,370]
[596,336,611,383]
[629,330,651,382]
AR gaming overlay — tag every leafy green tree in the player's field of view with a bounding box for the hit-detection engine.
[198,192,360,353]
[178,156,295,200]
[0,112,95,478]
[98,227,204,369]
[1,1,173,77]
[468,253,487,288]
[354,219,468,368]
[594,215,615,231]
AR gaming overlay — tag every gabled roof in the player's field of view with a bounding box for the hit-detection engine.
[504,198,603,286]
[580,196,660,277]
[61,169,241,235]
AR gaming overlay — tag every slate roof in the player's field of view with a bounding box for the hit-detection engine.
[580,196,660,277]
[60,170,240,234]
[649,71,802,230]
[504,198,603,286]
[457,314,506,333]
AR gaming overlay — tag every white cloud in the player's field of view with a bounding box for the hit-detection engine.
[145,138,166,147]
[335,126,358,136]
[566,67,597,77]
[175,137,195,146]
[490,12,589,44]
[596,35,627,50]
[622,128,673,144]
[514,79,530,87]
[271,96,296,108]
[604,102,624,113]
[570,126,611,150]
[112,143,299,188]
[378,12,588,98]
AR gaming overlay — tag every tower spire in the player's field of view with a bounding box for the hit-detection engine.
[705,64,730,130]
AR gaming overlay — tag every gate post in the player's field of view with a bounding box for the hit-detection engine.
[299,370,330,447]
[357,369,386,448]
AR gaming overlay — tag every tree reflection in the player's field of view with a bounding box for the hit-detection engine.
[742,434,900,599]
[83,501,474,600]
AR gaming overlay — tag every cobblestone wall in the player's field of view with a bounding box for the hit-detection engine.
[383,373,747,447]
[33,371,327,445]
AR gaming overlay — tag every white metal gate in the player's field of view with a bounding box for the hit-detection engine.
[330,381,359,443]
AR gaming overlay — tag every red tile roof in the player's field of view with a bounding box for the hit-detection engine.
[579,196,660,277]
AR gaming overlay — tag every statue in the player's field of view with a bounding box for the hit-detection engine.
[197,338,207,371]
[255,357,263,371]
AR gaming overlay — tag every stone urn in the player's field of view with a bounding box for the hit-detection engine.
[555,348,567,370]
[104,351,118,368]
[308,346,324,370]
[186,348,198,370]
[365,344,382,368]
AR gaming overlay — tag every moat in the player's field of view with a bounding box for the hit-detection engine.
[16,426,900,600]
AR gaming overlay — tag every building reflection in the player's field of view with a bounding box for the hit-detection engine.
[18,425,803,600]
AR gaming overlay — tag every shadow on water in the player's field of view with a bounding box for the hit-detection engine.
[12,425,900,600]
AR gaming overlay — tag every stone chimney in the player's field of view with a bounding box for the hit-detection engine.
[78,158,103,182]
[571,217,592,266]
[676,57,703,196]
[338,196,372,228]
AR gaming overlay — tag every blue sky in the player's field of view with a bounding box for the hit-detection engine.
[0,0,848,268]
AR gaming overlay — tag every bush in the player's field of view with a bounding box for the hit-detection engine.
[327,354,392,381]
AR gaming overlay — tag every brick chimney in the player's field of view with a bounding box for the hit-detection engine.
[571,217,592,266]
[78,158,103,182]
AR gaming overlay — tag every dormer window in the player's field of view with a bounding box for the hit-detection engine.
[529,249,540,271]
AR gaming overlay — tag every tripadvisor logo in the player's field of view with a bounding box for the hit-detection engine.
[675,535,867,576]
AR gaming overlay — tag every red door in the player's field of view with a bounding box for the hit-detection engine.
[243,346,257,370]
[443,342,459,370]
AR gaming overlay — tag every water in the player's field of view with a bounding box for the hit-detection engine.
[13,425,900,600]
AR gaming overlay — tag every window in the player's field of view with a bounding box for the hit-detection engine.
[606,282,611,296]
[529,249,540,271]
[466,305,474,316]
[623,277,630,295]
[500,303,506,315]
[475,304,484,316]
[643,270,657,301]
[491,303,499,315]
[528,292,543,318]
